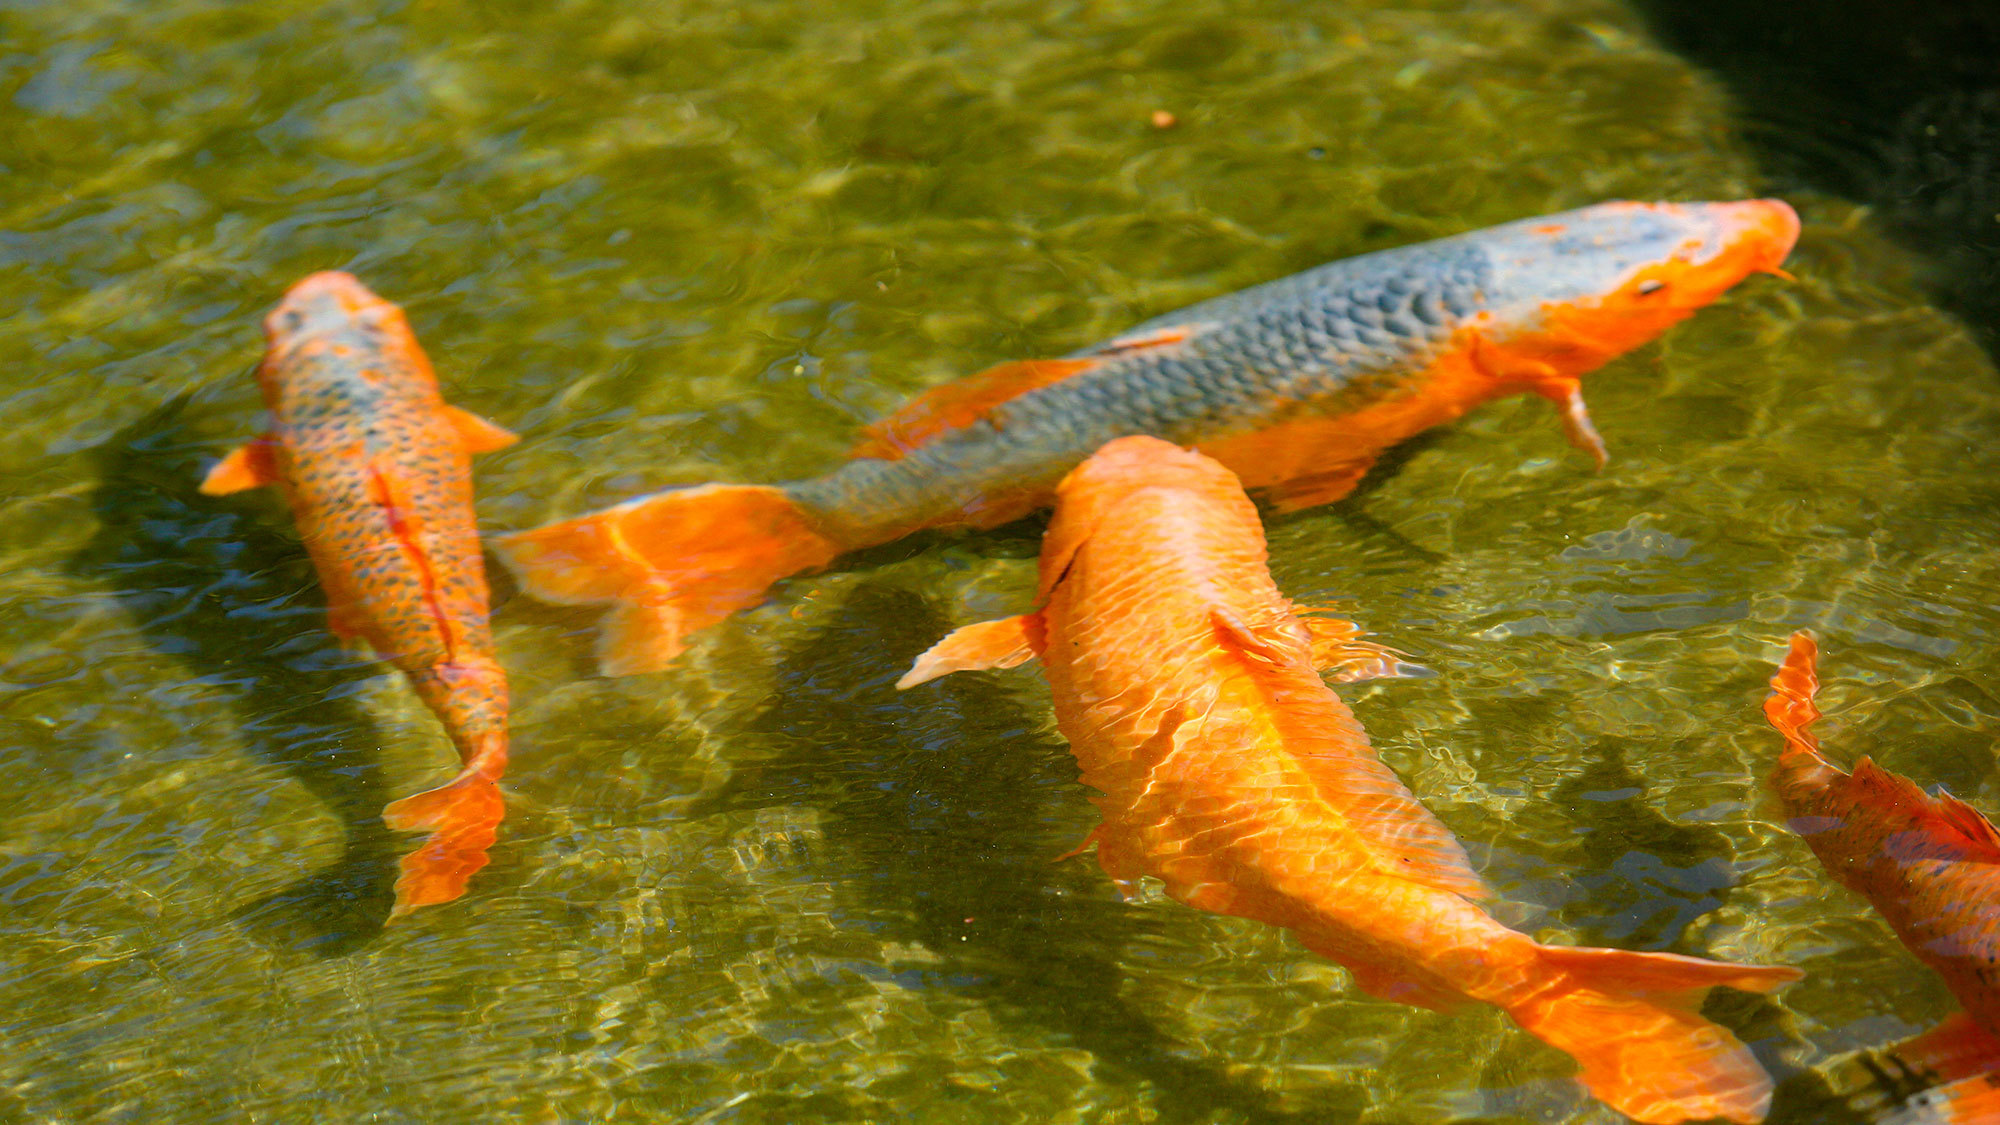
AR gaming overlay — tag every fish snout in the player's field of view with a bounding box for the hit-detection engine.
[262,271,397,347]
[1706,198,1801,277]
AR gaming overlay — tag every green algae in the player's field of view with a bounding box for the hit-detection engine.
[1,1,1996,1122]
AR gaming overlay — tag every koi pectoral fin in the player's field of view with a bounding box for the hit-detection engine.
[1254,455,1378,513]
[1530,378,1608,469]
[897,613,1045,689]
[199,437,280,494]
[1292,611,1430,681]
[441,404,520,454]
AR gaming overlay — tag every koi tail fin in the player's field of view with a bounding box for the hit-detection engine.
[1764,630,1831,775]
[1506,944,1802,1124]
[381,755,506,918]
[493,484,845,676]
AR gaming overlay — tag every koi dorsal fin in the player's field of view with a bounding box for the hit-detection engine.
[849,359,1101,461]
[1209,612,1488,900]
[848,327,1199,461]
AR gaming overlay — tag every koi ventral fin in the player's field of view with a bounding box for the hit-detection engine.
[897,613,1045,689]
[441,404,520,454]
[199,438,280,494]
[849,358,1101,461]
[1511,945,1802,1125]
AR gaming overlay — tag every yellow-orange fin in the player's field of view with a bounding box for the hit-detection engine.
[1512,945,1800,1124]
[897,613,1045,689]
[1091,324,1198,355]
[850,358,1101,461]
[200,438,280,495]
[442,404,519,454]
[1254,455,1378,513]
[1549,383,1609,470]
[1210,605,1308,668]
[1292,610,1429,681]
[493,483,844,676]
[382,770,506,918]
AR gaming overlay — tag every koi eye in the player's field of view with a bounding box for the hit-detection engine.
[1636,280,1666,296]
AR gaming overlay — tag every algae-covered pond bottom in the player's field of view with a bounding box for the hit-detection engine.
[2,1,1998,1122]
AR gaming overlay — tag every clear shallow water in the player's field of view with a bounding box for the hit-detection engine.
[2,1,1996,1122]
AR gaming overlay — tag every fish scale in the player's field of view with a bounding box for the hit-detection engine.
[900,436,1803,1124]
[496,198,1798,675]
[202,271,520,917]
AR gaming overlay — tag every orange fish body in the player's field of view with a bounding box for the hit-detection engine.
[202,271,520,916]
[902,436,1800,1124]
[1765,633,2000,1100]
[497,199,1799,675]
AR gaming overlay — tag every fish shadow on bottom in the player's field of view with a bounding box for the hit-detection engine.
[70,395,398,955]
[691,580,1380,1124]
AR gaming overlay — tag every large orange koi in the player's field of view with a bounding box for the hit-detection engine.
[497,199,1798,675]
[1765,632,2000,1115]
[899,436,1800,1123]
[202,271,519,917]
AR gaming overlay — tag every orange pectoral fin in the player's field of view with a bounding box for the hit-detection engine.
[200,438,280,495]
[897,613,1045,689]
[1252,454,1378,513]
[849,358,1100,461]
[1293,611,1429,682]
[441,404,519,454]
[1210,606,1309,668]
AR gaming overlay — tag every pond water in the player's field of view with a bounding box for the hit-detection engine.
[3,1,1996,1122]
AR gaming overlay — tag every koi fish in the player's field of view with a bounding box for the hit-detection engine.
[901,435,1801,1124]
[497,198,1799,675]
[1765,633,2000,1110]
[201,271,520,917]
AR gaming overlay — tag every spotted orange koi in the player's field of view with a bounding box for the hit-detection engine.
[202,271,519,917]
[903,436,1801,1124]
[497,199,1799,675]
[1766,632,2000,1117]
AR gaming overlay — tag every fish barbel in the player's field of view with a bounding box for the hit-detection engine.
[497,199,1800,674]
[202,271,520,917]
[902,435,1801,1124]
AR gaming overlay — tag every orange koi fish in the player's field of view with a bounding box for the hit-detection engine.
[202,272,520,917]
[1765,633,2000,1110]
[498,199,1798,675]
[901,436,1801,1124]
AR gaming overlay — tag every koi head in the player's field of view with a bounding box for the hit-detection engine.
[1468,199,1801,381]
[256,271,431,398]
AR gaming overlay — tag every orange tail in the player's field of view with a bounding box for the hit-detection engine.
[1507,944,1803,1124]
[492,484,844,675]
[382,767,506,918]
[1764,630,1826,769]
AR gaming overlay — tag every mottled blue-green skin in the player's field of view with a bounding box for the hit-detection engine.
[787,201,1748,543]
